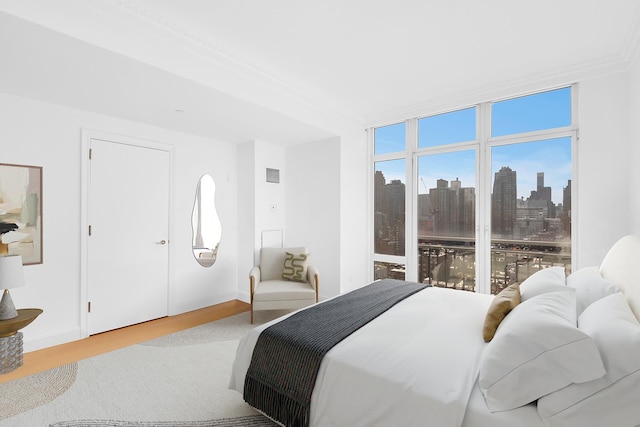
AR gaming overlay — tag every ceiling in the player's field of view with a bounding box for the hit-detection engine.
[0,0,639,145]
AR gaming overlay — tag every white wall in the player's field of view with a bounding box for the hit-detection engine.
[576,72,632,267]
[171,137,238,313]
[236,140,287,301]
[286,137,342,298]
[630,58,640,236]
[240,133,366,301]
[254,141,286,254]
[0,93,239,351]
[236,141,256,301]
[339,128,369,292]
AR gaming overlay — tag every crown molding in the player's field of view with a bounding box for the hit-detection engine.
[364,51,631,128]
[112,0,640,130]
[112,0,286,89]
[15,0,634,132]
[108,0,362,128]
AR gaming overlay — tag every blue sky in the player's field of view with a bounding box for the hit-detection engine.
[375,87,572,205]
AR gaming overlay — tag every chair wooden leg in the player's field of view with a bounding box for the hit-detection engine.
[250,276,255,324]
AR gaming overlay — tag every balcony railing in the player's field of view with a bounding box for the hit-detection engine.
[375,237,571,294]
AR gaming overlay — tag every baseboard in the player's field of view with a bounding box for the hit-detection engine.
[236,290,250,303]
[170,291,239,316]
[24,293,246,353]
[23,328,83,353]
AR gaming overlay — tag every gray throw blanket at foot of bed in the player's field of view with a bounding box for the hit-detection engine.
[244,278,428,427]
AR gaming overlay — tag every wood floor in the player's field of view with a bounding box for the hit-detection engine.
[0,299,250,384]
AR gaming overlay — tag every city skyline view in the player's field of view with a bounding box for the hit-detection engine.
[375,162,572,291]
[376,137,571,205]
[375,87,572,205]
[376,163,571,242]
[373,87,573,290]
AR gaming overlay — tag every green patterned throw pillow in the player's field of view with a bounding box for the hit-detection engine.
[282,252,309,282]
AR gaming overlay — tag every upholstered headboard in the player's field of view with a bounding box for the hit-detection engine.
[599,235,640,320]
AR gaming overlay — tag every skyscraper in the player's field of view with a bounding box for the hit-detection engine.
[530,172,552,202]
[373,171,406,256]
[562,179,572,238]
[427,178,475,238]
[492,166,517,238]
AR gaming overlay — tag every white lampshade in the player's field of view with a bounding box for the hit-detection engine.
[0,255,25,289]
[0,255,25,320]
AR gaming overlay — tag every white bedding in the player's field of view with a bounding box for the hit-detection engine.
[463,383,542,427]
[230,286,523,427]
[231,235,640,427]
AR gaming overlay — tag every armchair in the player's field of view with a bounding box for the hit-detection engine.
[249,247,319,323]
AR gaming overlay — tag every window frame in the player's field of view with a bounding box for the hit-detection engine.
[369,85,578,291]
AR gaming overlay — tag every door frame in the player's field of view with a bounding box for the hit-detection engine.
[80,129,174,338]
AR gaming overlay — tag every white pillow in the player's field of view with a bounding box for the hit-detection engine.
[566,266,619,316]
[519,266,567,301]
[536,370,640,427]
[479,291,605,412]
[537,292,640,422]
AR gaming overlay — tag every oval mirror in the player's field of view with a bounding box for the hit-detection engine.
[191,174,221,267]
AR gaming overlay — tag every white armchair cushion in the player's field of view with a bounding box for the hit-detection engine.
[253,279,315,302]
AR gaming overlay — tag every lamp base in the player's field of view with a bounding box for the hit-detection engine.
[0,289,18,320]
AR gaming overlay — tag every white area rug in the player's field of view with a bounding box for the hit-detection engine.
[0,310,289,427]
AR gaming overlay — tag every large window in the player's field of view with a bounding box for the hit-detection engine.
[418,150,476,290]
[419,107,476,148]
[372,87,575,292]
[373,123,407,280]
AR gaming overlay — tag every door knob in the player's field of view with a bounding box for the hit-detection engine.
[157,240,167,245]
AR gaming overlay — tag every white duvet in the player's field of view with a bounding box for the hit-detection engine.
[230,286,494,427]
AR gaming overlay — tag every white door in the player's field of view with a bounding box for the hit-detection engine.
[88,138,170,335]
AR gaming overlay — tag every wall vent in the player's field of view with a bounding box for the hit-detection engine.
[266,168,280,183]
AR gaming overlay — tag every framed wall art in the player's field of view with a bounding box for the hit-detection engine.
[0,163,43,265]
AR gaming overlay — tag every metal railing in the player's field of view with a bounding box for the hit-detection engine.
[375,237,571,294]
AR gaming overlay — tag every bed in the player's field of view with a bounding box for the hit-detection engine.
[229,235,640,427]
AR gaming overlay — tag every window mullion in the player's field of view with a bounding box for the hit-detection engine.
[367,128,375,283]
[406,118,418,282]
[477,102,492,294]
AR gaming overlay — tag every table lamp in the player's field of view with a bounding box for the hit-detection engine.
[0,255,25,320]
